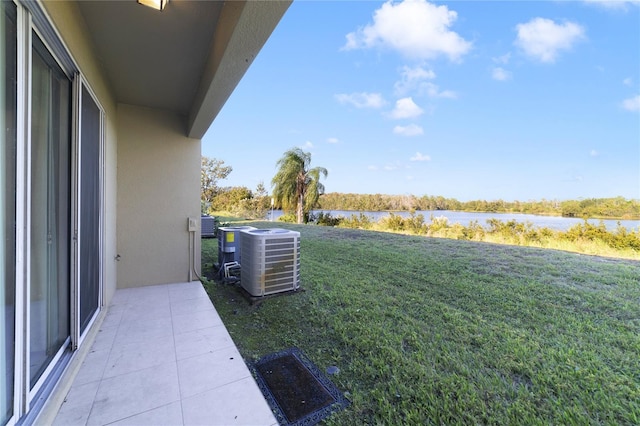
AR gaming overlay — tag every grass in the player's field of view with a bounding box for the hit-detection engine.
[201,222,640,425]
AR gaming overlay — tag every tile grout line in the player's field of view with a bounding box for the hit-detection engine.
[114,285,181,424]
[180,373,255,402]
[83,290,127,426]
[169,285,187,425]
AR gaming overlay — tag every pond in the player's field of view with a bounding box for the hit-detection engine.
[267,209,640,232]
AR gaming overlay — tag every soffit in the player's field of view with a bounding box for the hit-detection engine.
[77,0,223,117]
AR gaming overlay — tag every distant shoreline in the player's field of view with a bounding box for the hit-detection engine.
[268,209,640,232]
[315,208,640,221]
[315,194,640,221]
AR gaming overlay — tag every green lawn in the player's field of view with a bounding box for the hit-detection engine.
[201,222,640,425]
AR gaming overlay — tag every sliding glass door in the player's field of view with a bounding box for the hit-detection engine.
[29,34,71,388]
[1,2,17,423]
[1,2,104,422]
[79,85,101,335]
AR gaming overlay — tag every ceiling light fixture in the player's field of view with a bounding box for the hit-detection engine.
[137,0,168,11]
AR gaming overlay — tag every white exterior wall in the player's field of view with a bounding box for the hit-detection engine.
[116,104,201,288]
[28,4,201,424]
[43,2,202,293]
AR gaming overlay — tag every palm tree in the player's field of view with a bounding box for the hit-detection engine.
[272,148,328,224]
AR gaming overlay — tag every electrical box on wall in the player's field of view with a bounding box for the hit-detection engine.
[188,217,197,232]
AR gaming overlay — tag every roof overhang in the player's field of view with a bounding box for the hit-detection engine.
[76,0,291,139]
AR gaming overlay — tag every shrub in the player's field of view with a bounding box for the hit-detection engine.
[458,220,485,241]
[559,220,640,251]
[278,213,297,223]
[611,224,640,250]
[428,215,450,234]
[340,213,373,229]
[405,213,428,235]
[314,212,343,227]
[380,213,405,231]
[230,197,268,220]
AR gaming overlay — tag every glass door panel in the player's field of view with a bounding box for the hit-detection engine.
[1,1,17,423]
[79,86,100,334]
[29,35,71,388]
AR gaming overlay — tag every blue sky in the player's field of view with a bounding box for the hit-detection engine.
[203,0,640,202]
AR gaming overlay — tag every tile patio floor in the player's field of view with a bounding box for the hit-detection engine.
[53,281,278,426]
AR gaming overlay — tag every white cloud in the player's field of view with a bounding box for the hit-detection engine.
[393,66,456,98]
[394,65,436,95]
[492,67,512,81]
[515,18,585,63]
[327,137,339,144]
[301,141,313,149]
[403,65,436,81]
[493,52,511,64]
[368,165,379,171]
[389,97,424,119]
[590,149,600,157]
[384,164,399,171]
[623,77,633,86]
[410,152,431,161]
[583,0,640,10]
[335,92,386,108]
[424,82,457,98]
[393,124,424,136]
[622,95,640,111]
[343,0,472,62]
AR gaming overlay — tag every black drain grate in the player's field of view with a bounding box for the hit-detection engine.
[251,348,350,425]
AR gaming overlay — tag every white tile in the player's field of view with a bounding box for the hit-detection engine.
[87,361,180,425]
[91,328,117,352]
[100,308,124,330]
[122,286,170,307]
[125,294,170,310]
[53,282,278,426]
[181,377,277,426]
[105,298,128,313]
[52,380,100,426]
[73,349,110,386]
[103,335,176,379]
[120,302,172,322]
[174,326,235,361]
[107,401,183,426]
[127,283,170,295]
[177,346,250,398]
[170,296,216,317]
[113,315,173,346]
[172,309,222,335]
[167,281,203,291]
[110,289,131,306]
[169,283,208,302]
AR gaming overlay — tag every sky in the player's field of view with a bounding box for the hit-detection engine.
[202,0,640,202]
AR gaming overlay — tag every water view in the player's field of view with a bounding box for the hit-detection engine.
[269,209,640,232]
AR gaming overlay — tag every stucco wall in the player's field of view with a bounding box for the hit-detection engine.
[44,2,202,292]
[42,1,119,306]
[116,104,201,288]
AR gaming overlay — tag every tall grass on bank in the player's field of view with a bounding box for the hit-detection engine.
[307,212,640,260]
[202,224,640,425]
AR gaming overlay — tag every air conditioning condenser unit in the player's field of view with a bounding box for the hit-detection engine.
[218,226,256,265]
[240,228,300,297]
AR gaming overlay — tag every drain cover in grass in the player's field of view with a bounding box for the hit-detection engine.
[252,347,350,425]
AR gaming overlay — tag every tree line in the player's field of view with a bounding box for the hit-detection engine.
[203,155,639,221]
[201,156,270,219]
[317,193,640,220]
[201,148,327,223]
